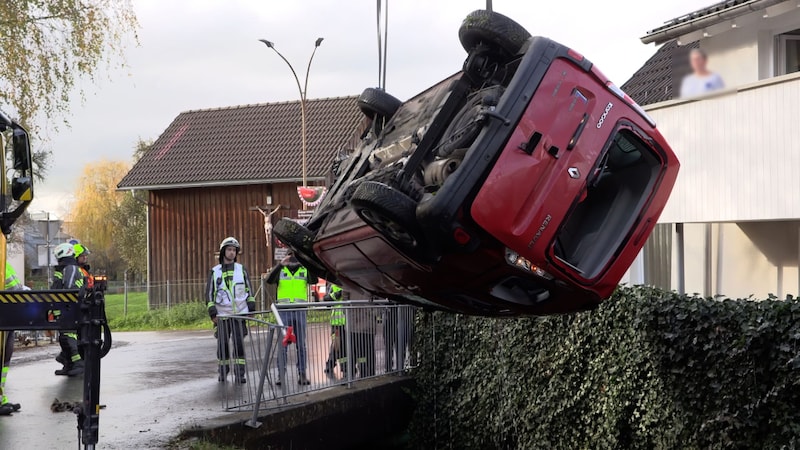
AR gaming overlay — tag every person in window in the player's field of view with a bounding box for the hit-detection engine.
[680,48,725,98]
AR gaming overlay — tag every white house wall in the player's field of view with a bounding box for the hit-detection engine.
[690,7,800,84]
[646,73,800,223]
[669,222,799,299]
[703,26,760,86]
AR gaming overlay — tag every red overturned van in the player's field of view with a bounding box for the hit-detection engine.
[274,10,679,316]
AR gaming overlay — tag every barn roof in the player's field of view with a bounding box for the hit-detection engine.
[621,40,698,106]
[118,96,362,190]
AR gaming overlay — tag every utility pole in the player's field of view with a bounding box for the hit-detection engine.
[45,211,51,283]
[486,0,493,11]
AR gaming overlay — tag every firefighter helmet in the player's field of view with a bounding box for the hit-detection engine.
[54,243,75,260]
[219,237,240,251]
[74,244,91,258]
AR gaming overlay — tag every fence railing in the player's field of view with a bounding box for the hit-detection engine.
[113,277,278,312]
[216,301,417,424]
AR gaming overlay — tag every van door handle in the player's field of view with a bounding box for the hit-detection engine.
[567,113,589,150]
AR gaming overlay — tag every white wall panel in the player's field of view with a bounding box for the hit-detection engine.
[647,73,800,223]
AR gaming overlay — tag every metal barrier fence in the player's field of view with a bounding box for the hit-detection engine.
[216,301,416,423]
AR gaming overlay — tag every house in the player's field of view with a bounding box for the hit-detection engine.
[117,96,363,307]
[622,0,800,298]
[22,214,70,278]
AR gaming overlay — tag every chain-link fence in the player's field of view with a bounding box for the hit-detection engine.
[113,277,277,311]
[216,301,417,423]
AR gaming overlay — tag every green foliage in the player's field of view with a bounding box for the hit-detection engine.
[110,191,146,277]
[0,0,138,125]
[109,139,150,279]
[410,286,800,450]
[68,159,131,278]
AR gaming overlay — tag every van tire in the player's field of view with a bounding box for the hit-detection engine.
[458,10,531,58]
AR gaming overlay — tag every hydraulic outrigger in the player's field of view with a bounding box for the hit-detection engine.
[0,110,112,450]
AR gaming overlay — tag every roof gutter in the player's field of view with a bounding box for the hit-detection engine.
[116,176,326,192]
[641,0,788,45]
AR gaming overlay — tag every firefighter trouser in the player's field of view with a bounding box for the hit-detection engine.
[58,331,81,364]
[351,332,375,377]
[216,320,246,374]
[327,325,347,371]
[0,331,14,403]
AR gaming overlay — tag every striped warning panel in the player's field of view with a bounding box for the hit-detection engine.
[0,291,79,304]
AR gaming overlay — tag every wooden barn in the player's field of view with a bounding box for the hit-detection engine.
[117,96,362,308]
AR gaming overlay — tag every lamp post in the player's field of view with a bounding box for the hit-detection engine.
[258,37,324,188]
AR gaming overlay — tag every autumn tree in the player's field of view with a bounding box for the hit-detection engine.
[0,1,139,125]
[68,160,131,278]
[110,139,150,280]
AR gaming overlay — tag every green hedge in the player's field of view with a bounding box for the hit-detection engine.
[410,286,800,449]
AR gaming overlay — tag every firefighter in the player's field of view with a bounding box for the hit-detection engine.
[206,237,256,384]
[324,284,347,378]
[51,242,85,377]
[74,243,92,278]
[0,265,27,415]
[267,252,317,386]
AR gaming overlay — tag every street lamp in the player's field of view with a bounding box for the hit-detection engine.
[258,37,324,188]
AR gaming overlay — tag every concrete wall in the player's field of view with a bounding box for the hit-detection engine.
[7,243,25,285]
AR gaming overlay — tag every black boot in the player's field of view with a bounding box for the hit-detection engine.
[298,373,310,385]
[0,403,14,416]
[55,362,72,376]
[66,359,84,377]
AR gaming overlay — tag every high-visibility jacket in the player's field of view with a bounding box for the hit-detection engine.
[329,285,345,326]
[4,265,21,290]
[51,260,85,290]
[276,266,308,303]
[79,266,94,290]
[209,263,253,315]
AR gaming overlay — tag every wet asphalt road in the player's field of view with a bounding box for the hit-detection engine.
[0,330,226,450]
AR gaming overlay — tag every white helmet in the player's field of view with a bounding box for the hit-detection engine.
[219,237,240,251]
[54,243,75,260]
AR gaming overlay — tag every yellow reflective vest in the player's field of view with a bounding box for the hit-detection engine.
[5,265,21,290]
[329,285,345,326]
[277,266,308,303]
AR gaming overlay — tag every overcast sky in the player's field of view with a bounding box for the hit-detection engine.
[31,0,708,218]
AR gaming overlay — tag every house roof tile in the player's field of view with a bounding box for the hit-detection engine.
[621,40,698,106]
[118,96,363,190]
[647,0,751,36]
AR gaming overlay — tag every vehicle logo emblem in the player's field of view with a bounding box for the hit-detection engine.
[568,167,580,179]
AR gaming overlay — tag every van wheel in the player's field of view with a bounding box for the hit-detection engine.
[458,10,531,58]
[351,181,424,253]
[357,88,402,119]
[273,219,327,276]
